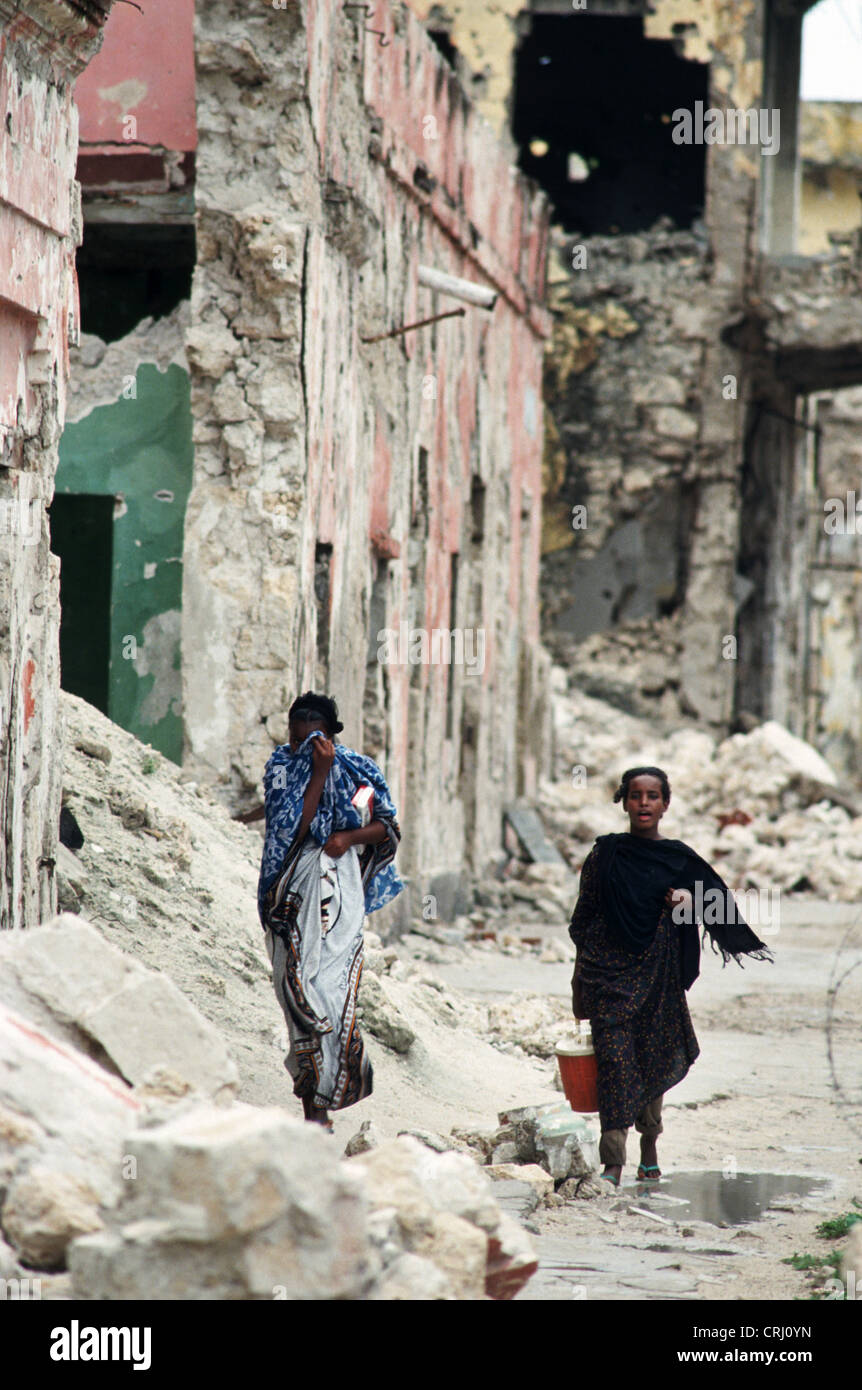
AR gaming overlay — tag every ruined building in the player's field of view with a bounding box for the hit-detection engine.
[3,0,552,927]
[415,0,862,778]
[0,0,114,930]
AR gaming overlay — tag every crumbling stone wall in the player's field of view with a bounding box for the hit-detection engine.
[407,0,766,729]
[182,0,551,917]
[417,0,862,763]
[539,1,768,730]
[0,0,114,928]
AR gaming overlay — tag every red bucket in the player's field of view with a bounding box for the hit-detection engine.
[556,1033,599,1113]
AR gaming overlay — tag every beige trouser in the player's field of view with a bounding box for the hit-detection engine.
[599,1093,664,1168]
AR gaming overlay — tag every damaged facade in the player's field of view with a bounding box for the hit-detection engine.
[12,0,552,927]
[416,0,862,778]
[0,0,114,930]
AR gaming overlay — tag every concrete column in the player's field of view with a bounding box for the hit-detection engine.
[760,2,804,257]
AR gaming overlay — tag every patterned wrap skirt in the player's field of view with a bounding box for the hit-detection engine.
[578,904,700,1132]
[264,839,372,1111]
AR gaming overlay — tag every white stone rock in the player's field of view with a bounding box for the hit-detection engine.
[357,974,415,1053]
[349,1137,537,1300]
[370,1251,454,1300]
[0,918,239,1099]
[0,1001,139,1213]
[69,1102,374,1301]
[484,1163,555,1200]
[114,1104,346,1242]
[2,1166,103,1271]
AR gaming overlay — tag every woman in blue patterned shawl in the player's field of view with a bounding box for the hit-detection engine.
[258,691,403,1127]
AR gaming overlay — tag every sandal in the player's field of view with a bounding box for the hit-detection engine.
[600,1171,620,1187]
[636,1164,662,1181]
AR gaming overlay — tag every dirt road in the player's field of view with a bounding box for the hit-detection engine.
[320,898,862,1302]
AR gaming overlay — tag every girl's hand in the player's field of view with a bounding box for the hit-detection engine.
[311,737,335,774]
[324,830,353,858]
[571,962,588,1020]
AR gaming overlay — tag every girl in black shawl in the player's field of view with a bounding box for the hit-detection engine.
[569,766,773,1186]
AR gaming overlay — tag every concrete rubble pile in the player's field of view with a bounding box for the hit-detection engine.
[542,666,862,902]
[0,916,537,1301]
[342,1101,603,1231]
[453,1104,602,1203]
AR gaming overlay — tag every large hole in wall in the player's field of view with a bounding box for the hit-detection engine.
[49,494,114,714]
[512,14,707,234]
[797,0,862,256]
[76,223,195,342]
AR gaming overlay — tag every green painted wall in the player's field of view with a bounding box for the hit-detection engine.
[55,363,193,763]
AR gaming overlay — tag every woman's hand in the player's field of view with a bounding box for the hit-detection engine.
[571,961,588,1020]
[323,830,353,858]
[310,736,335,775]
[665,887,693,918]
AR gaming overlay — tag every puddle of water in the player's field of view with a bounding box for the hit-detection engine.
[623,1171,830,1226]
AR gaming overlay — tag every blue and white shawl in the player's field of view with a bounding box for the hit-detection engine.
[258,731,404,924]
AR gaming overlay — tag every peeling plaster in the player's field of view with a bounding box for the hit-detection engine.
[135,608,181,724]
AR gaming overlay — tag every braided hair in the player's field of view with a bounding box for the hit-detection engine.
[613,765,671,806]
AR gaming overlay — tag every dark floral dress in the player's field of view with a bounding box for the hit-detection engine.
[568,844,700,1131]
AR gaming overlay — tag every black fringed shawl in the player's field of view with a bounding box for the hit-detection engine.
[593,832,774,990]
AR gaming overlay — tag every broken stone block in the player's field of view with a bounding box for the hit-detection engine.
[0,918,239,1099]
[490,1141,519,1165]
[357,974,415,1053]
[349,1137,537,1301]
[420,1210,488,1300]
[558,1174,607,1201]
[503,802,567,866]
[0,1001,140,1263]
[2,1166,103,1271]
[496,1102,598,1180]
[484,1164,555,1202]
[486,1211,539,1300]
[83,973,239,1100]
[69,1103,373,1301]
[344,1120,379,1157]
[396,1128,452,1153]
[534,1109,597,1182]
[480,1179,539,1222]
[185,324,240,379]
[370,1251,453,1301]
[410,1144,502,1235]
[114,1104,346,1243]
[448,1126,497,1161]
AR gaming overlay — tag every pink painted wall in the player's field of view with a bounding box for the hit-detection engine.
[296,0,551,885]
[74,0,196,154]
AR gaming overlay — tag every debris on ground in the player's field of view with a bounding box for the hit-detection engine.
[543,669,862,901]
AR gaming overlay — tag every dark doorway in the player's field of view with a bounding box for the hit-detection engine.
[50,494,114,714]
[512,14,708,234]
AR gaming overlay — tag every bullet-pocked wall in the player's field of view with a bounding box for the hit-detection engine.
[182,0,553,921]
